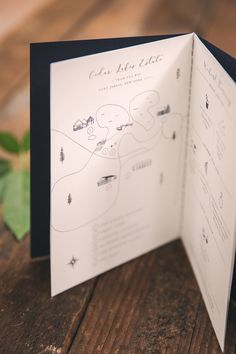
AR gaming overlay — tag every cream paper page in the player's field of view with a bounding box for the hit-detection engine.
[182,34,236,351]
[50,34,193,296]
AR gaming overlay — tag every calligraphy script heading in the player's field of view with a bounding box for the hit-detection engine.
[89,55,164,79]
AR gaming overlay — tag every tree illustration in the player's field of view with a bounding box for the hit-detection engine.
[159,172,164,185]
[172,131,176,140]
[176,68,180,79]
[206,94,209,109]
[67,193,72,205]
[60,147,65,163]
[204,161,208,175]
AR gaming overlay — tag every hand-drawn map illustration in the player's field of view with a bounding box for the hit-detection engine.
[50,31,194,297]
[51,90,184,232]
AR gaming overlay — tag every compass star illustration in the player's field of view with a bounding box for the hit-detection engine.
[68,255,79,268]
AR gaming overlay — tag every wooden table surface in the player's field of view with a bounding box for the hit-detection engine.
[0,0,236,353]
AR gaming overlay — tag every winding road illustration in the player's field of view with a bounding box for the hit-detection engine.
[51,90,183,232]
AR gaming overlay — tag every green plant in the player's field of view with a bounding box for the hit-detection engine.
[0,131,30,240]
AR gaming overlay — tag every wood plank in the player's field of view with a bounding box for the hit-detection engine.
[0,0,56,42]
[0,229,97,354]
[142,0,236,60]
[204,0,236,57]
[188,302,236,354]
[142,0,216,35]
[0,0,100,107]
[68,0,155,39]
[69,240,236,353]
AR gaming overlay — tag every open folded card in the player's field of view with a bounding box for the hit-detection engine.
[30,33,236,351]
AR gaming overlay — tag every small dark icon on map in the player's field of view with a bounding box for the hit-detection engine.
[116,123,133,131]
[219,192,223,209]
[172,131,176,140]
[157,104,170,116]
[60,147,65,163]
[204,161,208,175]
[176,68,180,79]
[97,175,117,187]
[68,255,79,268]
[191,140,197,154]
[67,193,72,205]
[73,116,94,131]
[95,139,106,151]
[202,228,208,244]
[206,94,209,109]
[159,172,164,185]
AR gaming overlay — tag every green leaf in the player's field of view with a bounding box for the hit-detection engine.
[0,132,20,154]
[3,171,30,240]
[0,159,11,202]
[0,175,7,202]
[21,131,30,152]
[0,158,11,177]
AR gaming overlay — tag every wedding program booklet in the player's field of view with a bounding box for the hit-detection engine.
[30,33,236,351]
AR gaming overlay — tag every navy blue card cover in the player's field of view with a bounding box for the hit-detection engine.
[30,34,236,301]
[30,34,178,258]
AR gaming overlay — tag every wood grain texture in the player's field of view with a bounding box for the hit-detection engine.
[68,240,236,354]
[204,0,236,57]
[143,0,216,35]
[0,0,56,42]
[0,0,236,353]
[0,230,97,354]
[67,0,155,39]
[0,0,100,107]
